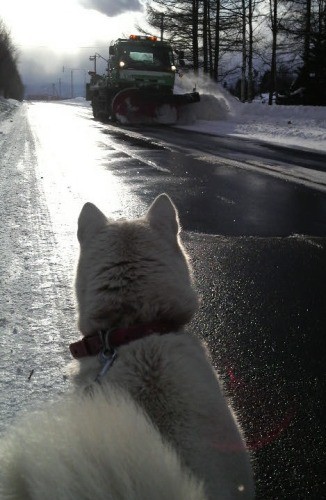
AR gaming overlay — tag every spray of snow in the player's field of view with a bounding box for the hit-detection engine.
[155,104,178,125]
[174,72,238,124]
[171,72,326,152]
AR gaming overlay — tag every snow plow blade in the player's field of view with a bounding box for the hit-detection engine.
[111,88,200,125]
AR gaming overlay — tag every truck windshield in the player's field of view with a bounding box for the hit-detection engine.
[119,43,174,71]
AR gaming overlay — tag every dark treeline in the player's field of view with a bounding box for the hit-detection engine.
[0,19,24,101]
[141,0,326,105]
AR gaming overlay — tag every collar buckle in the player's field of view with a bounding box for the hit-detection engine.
[98,329,114,356]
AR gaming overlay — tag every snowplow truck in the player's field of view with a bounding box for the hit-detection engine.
[86,35,200,124]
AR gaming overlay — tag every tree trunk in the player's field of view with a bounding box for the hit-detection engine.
[213,0,221,82]
[304,0,312,69]
[269,0,277,105]
[192,0,199,74]
[248,0,254,101]
[203,0,208,73]
[207,1,213,77]
[241,0,247,102]
[302,0,312,85]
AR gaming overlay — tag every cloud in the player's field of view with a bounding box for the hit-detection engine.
[80,0,143,17]
[19,48,87,87]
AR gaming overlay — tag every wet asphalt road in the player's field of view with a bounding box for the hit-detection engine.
[1,102,325,499]
[188,234,326,499]
[101,125,326,237]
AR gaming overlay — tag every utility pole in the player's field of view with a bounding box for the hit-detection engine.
[62,66,73,98]
[160,13,164,41]
[89,54,97,73]
[89,53,108,74]
[63,66,88,98]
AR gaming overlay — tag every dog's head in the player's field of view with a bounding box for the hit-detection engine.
[76,194,198,336]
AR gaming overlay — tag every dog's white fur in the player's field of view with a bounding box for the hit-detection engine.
[0,389,206,500]
[0,194,254,499]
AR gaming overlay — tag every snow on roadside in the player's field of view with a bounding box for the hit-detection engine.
[60,97,91,107]
[178,99,326,152]
[0,97,20,119]
[2,91,325,154]
[70,88,326,153]
[174,73,326,152]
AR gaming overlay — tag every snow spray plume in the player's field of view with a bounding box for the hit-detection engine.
[175,72,240,124]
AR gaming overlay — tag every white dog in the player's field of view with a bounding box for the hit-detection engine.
[0,194,254,499]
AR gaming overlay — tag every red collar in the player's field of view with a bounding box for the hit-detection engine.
[69,323,171,359]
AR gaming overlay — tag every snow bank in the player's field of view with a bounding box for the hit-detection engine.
[173,72,326,152]
[56,81,326,153]
[61,97,91,107]
[240,101,326,120]
[0,97,20,116]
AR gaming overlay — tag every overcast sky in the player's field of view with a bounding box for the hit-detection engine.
[1,0,148,95]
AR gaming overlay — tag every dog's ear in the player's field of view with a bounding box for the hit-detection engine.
[77,202,108,242]
[146,194,180,237]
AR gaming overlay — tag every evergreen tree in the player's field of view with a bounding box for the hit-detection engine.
[141,0,326,104]
[0,18,24,101]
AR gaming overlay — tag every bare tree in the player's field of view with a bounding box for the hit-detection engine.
[141,0,325,104]
[268,0,278,104]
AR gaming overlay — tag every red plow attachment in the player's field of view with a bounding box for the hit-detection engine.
[111,88,200,125]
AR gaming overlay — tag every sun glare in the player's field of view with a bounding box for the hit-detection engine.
[2,0,143,54]
[3,0,90,51]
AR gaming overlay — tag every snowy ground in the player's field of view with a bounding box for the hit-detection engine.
[0,96,20,114]
[2,88,326,154]
[175,76,326,153]
[179,96,326,153]
[67,90,326,154]
[0,97,325,498]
